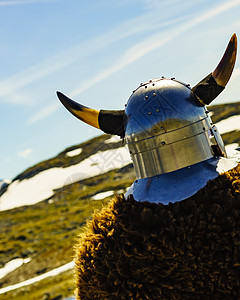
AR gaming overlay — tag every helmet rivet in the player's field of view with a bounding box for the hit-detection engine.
[171,77,175,80]
[153,93,156,96]
[145,85,148,89]
[145,96,149,100]
[156,176,159,179]
[152,83,155,86]
[161,141,166,145]
[124,104,127,107]
[135,180,138,183]
[148,112,152,115]
[161,76,165,78]
[156,109,159,112]
[149,79,152,82]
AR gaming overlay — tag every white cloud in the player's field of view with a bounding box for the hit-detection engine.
[0,4,185,106]
[71,0,240,98]
[0,60,71,105]
[27,102,60,125]
[1,0,239,115]
[142,0,183,9]
[21,0,240,123]
[184,0,240,27]
[17,148,33,158]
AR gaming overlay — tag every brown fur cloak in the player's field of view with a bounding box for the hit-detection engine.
[75,164,240,299]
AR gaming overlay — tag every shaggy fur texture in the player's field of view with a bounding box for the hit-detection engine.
[75,164,240,299]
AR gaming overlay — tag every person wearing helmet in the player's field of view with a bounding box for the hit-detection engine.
[58,34,240,299]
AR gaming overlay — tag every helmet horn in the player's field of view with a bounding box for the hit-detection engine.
[57,91,125,137]
[192,33,237,105]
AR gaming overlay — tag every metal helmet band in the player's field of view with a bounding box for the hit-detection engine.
[57,34,238,203]
[124,78,226,179]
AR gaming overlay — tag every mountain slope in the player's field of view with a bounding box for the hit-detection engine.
[0,135,132,210]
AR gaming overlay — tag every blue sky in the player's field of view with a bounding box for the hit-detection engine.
[0,0,240,180]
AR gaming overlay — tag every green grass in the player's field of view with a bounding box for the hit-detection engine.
[0,164,135,299]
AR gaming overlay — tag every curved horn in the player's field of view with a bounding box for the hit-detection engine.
[57,91,125,137]
[192,33,237,105]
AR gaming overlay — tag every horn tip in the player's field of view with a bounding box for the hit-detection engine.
[212,33,238,87]
[56,91,68,105]
[231,33,237,42]
[230,33,237,49]
[56,91,63,98]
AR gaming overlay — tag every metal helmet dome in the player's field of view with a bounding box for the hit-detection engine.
[57,34,238,203]
[124,78,226,179]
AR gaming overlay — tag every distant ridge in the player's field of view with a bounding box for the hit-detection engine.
[0,179,11,190]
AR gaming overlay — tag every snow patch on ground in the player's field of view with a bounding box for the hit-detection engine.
[65,148,82,157]
[215,115,240,134]
[92,190,114,200]
[116,189,125,194]
[226,143,240,162]
[104,136,121,144]
[0,146,131,211]
[225,143,239,156]
[0,258,31,280]
[0,261,74,295]
[91,189,126,201]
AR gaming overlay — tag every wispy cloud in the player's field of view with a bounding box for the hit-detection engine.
[70,35,173,98]
[2,0,240,125]
[0,0,60,6]
[0,60,70,105]
[27,0,240,124]
[142,0,183,10]
[0,6,186,106]
[27,102,60,125]
[17,148,33,158]
[71,0,240,98]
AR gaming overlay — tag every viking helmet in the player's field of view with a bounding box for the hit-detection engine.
[57,34,238,203]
